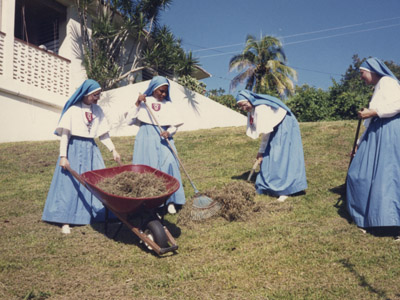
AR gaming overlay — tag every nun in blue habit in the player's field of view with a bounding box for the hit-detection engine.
[236,90,307,201]
[42,79,121,234]
[128,76,185,214]
[346,57,400,231]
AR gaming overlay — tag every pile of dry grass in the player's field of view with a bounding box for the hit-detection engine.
[178,181,261,226]
[97,171,167,198]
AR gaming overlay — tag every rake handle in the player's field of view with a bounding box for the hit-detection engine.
[143,102,199,193]
[247,157,262,181]
[349,119,362,168]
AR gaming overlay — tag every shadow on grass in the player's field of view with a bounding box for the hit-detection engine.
[91,215,182,257]
[330,183,353,224]
[339,258,389,299]
[366,226,400,238]
[231,170,258,182]
[330,184,400,239]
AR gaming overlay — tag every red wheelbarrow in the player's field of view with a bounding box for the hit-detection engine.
[67,164,180,255]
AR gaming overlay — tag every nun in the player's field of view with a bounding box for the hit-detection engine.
[236,90,307,201]
[42,79,121,234]
[346,57,400,236]
[128,76,185,214]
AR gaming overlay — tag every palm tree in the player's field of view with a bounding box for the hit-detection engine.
[229,34,297,96]
[142,25,199,77]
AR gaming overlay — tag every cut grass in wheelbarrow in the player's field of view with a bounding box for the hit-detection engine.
[67,164,180,255]
[96,171,169,198]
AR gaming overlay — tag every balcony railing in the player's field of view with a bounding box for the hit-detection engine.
[12,38,71,97]
[0,32,5,76]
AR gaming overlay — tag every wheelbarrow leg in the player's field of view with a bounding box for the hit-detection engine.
[104,207,123,239]
[112,223,124,239]
[111,209,178,255]
[105,207,109,236]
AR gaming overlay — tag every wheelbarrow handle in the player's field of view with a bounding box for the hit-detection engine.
[159,245,179,255]
[65,165,87,187]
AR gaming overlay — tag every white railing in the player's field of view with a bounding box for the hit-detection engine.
[12,38,71,97]
[0,32,5,76]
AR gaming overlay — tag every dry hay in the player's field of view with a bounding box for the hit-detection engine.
[178,181,261,226]
[96,171,168,198]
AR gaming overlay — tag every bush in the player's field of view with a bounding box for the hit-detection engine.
[178,75,206,95]
[286,85,332,122]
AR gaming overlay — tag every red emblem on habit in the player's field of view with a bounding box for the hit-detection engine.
[152,103,161,111]
[85,112,93,123]
[249,115,254,125]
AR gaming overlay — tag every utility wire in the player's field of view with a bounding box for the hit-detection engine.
[198,23,400,58]
[187,16,400,89]
[209,65,342,85]
[190,17,400,53]
[189,16,400,53]
[285,23,400,46]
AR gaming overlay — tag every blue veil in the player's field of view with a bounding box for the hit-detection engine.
[360,57,399,83]
[236,90,291,114]
[55,79,101,135]
[144,76,171,101]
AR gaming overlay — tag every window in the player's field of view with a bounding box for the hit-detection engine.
[14,0,66,53]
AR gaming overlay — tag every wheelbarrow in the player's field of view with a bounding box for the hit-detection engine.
[67,164,180,255]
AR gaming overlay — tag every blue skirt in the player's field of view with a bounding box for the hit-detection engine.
[133,124,185,205]
[346,115,400,228]
[42,137,107,225]
[256,114,308,196]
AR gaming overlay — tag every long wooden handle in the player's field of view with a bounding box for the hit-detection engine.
[143,102,199,193]
[66,165,87,187]
[349,119,362,168]
[247,158,262,181]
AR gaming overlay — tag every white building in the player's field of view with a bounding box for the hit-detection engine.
[0,0,246,143]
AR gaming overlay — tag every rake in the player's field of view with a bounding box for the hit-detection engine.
[143,102,221,220]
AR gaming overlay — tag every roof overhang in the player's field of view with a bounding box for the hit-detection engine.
[192,65,211,80]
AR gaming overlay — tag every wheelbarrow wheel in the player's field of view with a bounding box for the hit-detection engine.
[144,220,169,250]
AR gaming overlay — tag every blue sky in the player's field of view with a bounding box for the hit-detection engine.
[160,0,400,94]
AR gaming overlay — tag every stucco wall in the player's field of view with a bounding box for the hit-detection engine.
[100,80,247,137]
[0,80,246,143]
[0,91,60,142]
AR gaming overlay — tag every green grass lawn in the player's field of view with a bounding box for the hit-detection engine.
[1,121,399,300]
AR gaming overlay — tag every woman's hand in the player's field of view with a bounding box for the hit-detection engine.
[112,149,122,165]
[358,108,377,119]
[160,131,170,139]
[349,145,358,158]
[256,153,263,162]
[59,157,70,170]
[135,94,147,107]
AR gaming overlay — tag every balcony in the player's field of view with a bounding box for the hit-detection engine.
[0,31,71,108]
[12,38,71,98]
[0,32,5,76]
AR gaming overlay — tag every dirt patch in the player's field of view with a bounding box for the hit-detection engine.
[178,181,262,226]
[96,171,168,198]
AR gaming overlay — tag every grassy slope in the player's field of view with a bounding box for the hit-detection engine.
[0,121,399,300]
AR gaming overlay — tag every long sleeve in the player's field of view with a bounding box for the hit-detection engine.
[59,128,71,157]
[258,133,271,153]
[370,77,400,118]
[99,133,116,152]
[166,125,178,136]
[125,105,141,126]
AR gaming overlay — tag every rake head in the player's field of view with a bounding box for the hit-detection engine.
[190,194,221,221]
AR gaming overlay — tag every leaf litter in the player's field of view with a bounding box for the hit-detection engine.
[178,181,262,227]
